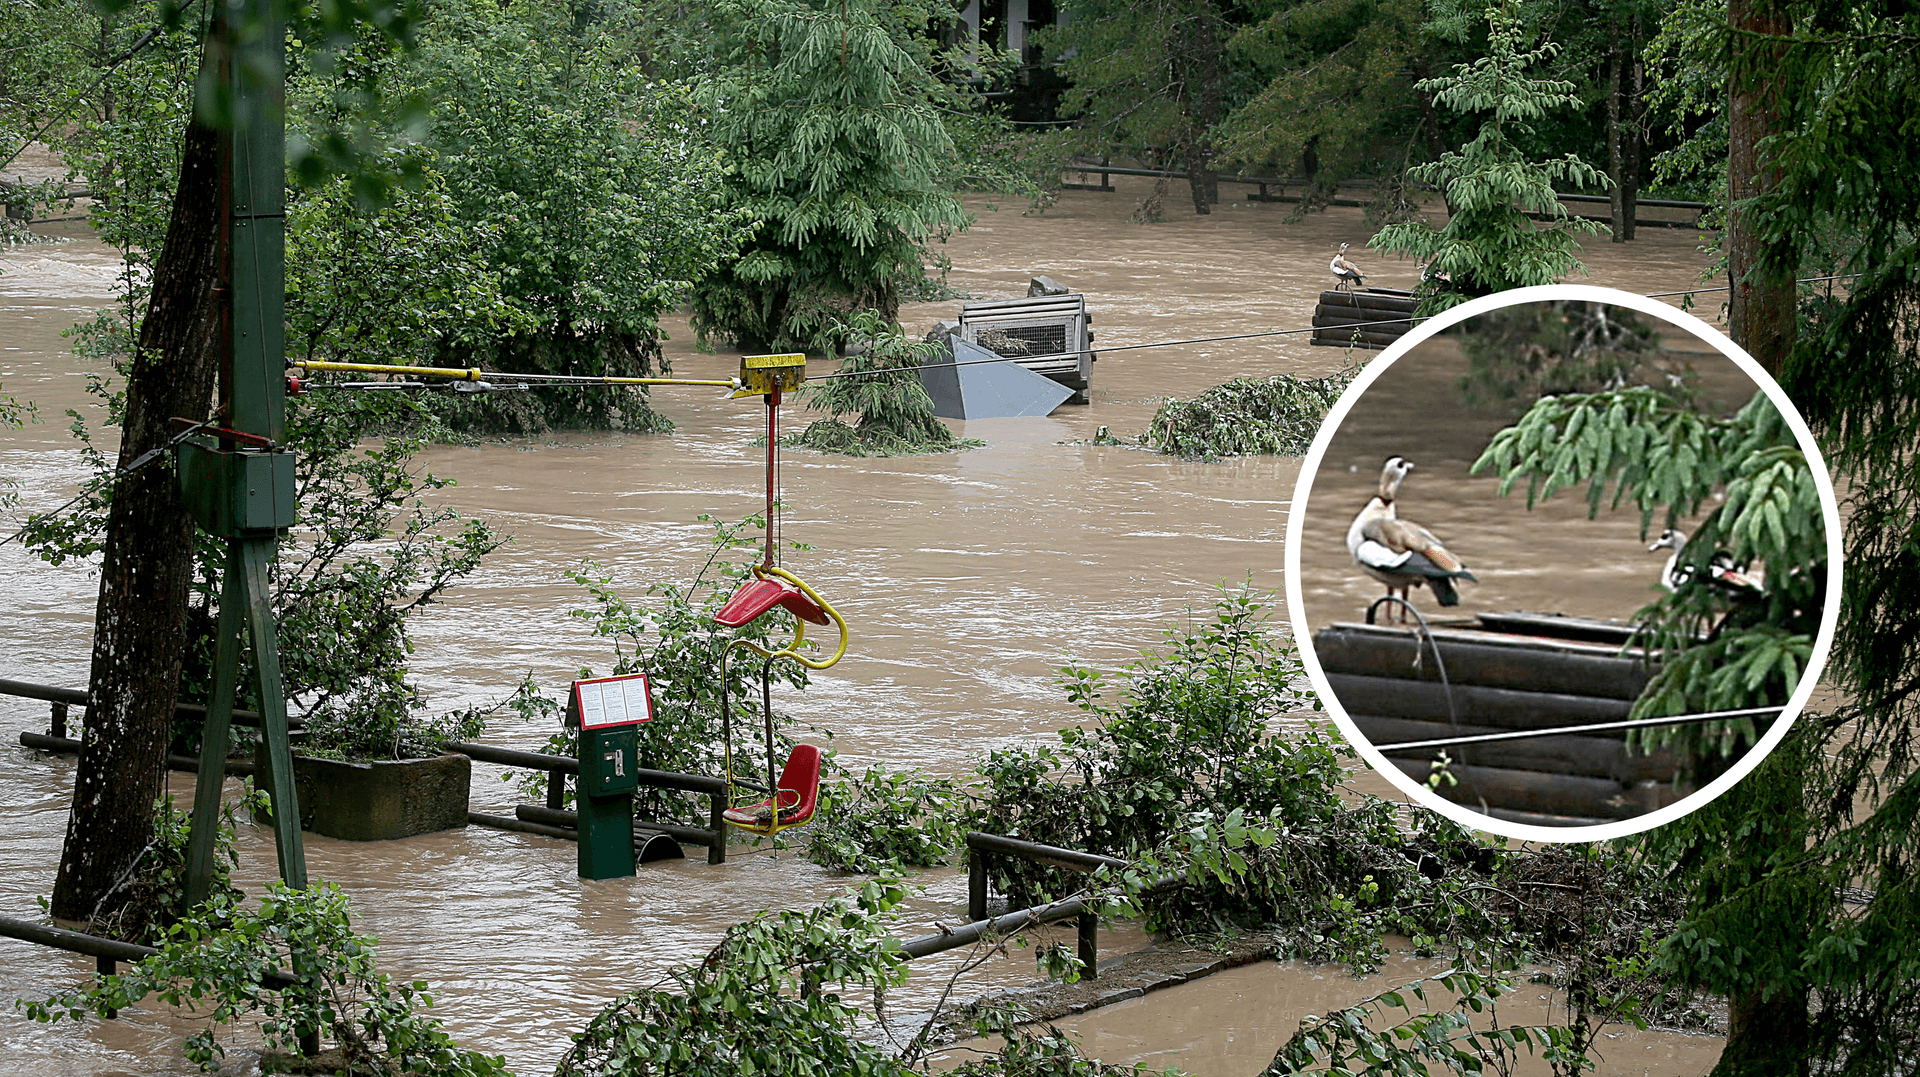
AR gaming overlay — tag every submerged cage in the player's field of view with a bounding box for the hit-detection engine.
[956,294,1096,404]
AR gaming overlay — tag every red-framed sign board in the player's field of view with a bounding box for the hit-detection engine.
[573,673,655,730]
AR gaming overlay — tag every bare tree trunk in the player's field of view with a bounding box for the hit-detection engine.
[1609,31,1626,241]
[49,109,223,926]
[1727,0,1796,378]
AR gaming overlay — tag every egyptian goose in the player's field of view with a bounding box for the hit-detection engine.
[1347,456,1476,619]
[1649,528,1765,596]
[1330,243,1367,293]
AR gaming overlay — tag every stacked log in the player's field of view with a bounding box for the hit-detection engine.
[1310,287,1419,351]
[1313,612,1691,827]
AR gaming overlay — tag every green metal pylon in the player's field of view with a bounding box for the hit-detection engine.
[182,0,303,907]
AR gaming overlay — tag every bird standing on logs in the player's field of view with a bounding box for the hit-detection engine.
[1347,456,1477,621]
[1330,243,1367,293]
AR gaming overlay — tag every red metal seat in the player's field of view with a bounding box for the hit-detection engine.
[723,743,823,833]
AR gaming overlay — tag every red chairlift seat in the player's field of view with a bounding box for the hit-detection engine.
[715,575,830,627]
[723,743,823,833]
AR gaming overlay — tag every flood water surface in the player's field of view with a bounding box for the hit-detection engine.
[2,177,1724,1075]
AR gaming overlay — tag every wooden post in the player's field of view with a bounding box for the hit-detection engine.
[1076,908,1098,980]
[969,853,989,924]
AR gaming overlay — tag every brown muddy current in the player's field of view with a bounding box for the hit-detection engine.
[3,169,1725,1074]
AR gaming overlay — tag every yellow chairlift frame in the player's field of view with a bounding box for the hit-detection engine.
[732,353,808,398]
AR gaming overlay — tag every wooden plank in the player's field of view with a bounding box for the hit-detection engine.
[1473,611,1642,646]
[1313,310,1416,330]
[1323,674,1632,730]
[1312,625,1650,699]
[1386,758,1661,820]
[1315,291,1420,314]
[1351,715,1681,783]
[1310,330,1401,349]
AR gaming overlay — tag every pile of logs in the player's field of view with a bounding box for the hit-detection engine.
[1310,287,1419,351]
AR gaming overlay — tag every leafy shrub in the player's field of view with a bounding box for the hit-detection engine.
[969,585,1332,906]
[804,765,966,873]
[21,882,508,1077]
[555,880,916,1077]
[1143,371,1356,459]
[1263,966,1584,1076]
[514,515,811,826]
[84,793,255,946]
[785,312,983,457]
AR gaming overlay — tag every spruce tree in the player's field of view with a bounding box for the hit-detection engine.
[1370,0,1609,312]
[691,0,971,354]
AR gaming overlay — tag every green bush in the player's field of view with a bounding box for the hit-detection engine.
[555,880,915,1077]
[785,312,982,457]
[1143,371,1356,459]
[21,882,508,1077]
[804,764,966,873]
[513,515,811,826]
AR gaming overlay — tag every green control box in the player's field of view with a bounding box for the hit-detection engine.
[571,674,655,881]
[583,726,638,796]
[177,440,296,536]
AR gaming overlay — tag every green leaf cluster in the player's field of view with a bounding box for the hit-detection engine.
[804,764,966,874]
[1143,369,1358,460]
[690,0,973,354]
[1472,387,1824,758]
[1371,0,1608,312]
[1261,966,1582,1076]
[786,312,980,456]
[20,881,510,1077]
[554,880,915,1077]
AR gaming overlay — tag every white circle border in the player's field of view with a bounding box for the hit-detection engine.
[1282,284,1845,844]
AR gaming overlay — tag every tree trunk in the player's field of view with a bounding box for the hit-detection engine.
[1726,0,1796,377]
[1716,986,1812,1076]
[1622,15,1642,241]
[1608,31,1626,241]
[49,112,223,926]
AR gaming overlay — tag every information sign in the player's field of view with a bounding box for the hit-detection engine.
[573,673,655,730]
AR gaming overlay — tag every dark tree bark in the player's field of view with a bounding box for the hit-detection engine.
[1714,2,1808,1068]
[49,113,223,927]
[1177,0,1223,216]
[1607,17,1640,242]
[1726,0,1796,378]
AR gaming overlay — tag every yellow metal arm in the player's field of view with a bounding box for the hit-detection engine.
[289,359,739,389]
[720,565,849,672]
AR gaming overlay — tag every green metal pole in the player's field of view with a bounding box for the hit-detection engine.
[183,547,247,907]
[240,537,305,888]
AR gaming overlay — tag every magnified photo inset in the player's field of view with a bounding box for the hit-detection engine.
[1287,287,1840,840]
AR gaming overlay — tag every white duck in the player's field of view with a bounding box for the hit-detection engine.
[1330,243,1367,293]
[1347,456,1476,619]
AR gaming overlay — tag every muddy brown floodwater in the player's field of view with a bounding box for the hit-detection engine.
[3,172,1726,1075]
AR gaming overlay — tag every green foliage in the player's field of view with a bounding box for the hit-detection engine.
[514,515,809,825]
[690,0,973,353]
[1044,0,1241,215]
[85,793,256,946]
[1371,0,1608,312]
[20,882,510,1077]
[1142,370,1357,459]
[20,382,506,760]
[1451,300,1674,409]
[1261,966,1583,1076]
[405,5,751,432]
[969,584,1449,939]
[804,764,965,874]
[553,879,916,1077]
[786,312,980,456]
[1217,0,1439,184]
[1472,388,1824,759]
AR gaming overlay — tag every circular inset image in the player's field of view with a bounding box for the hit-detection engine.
[1284,285,1842,842]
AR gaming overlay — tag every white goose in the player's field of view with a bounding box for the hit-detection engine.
[1330,243,1367,293]
[1347,456,1476,619]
